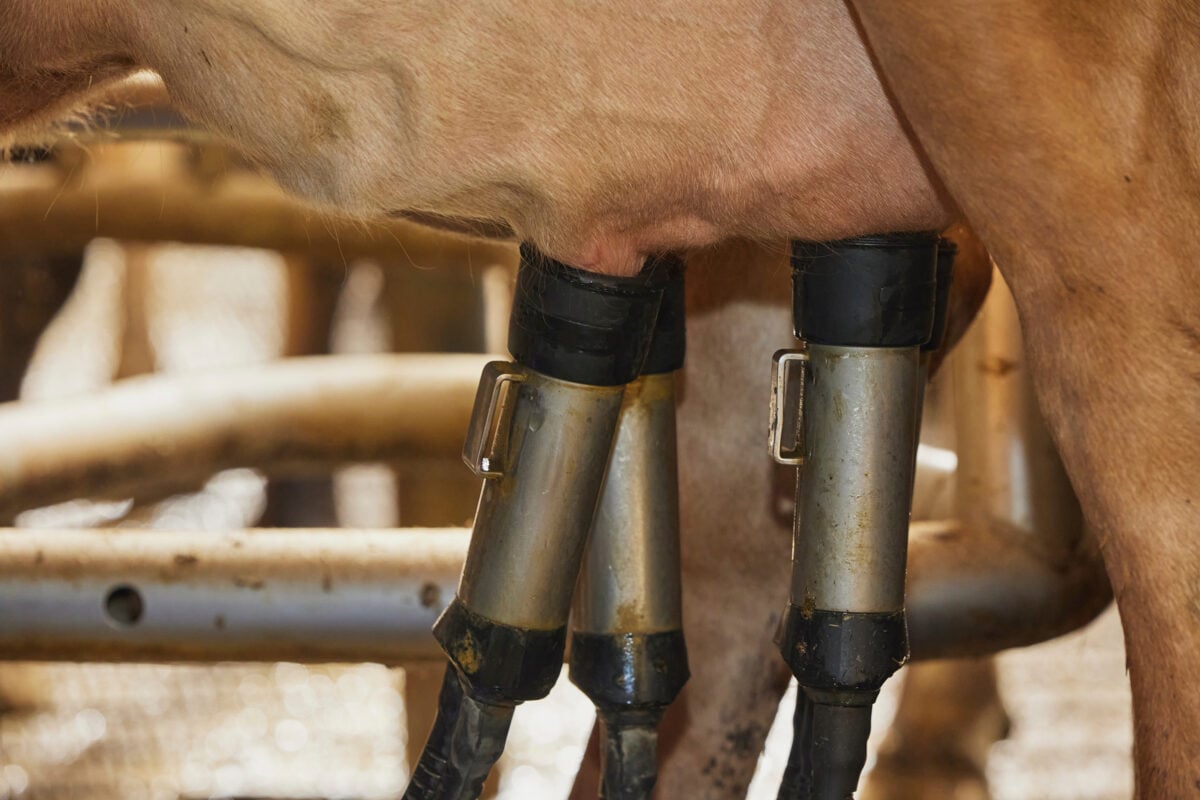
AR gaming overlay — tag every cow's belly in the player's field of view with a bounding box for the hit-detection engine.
[113,0,947,273]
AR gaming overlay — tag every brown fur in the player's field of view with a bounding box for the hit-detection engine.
[852,2,1200,795]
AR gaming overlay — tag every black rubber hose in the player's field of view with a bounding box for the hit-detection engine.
[403,663,514,800]
[777,692,872,800]
[776,689,815,800]
[809,701,872,800]
[598,711,663,800]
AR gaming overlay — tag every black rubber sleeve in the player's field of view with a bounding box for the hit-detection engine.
[508,245,669,386]
[568,630,690,712]
[924,237,957,353]
[777,605,908,694]
[776,688,874,800]
[570,631,688,800]
[433,597,566,705]
[598,714,662,800]
[792,232,939,348]
[640,257,686,375]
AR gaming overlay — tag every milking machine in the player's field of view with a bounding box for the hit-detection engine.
[770,233,949,800]
[403,244,674,800]
[569,261,689,800]
[406,228,952,800]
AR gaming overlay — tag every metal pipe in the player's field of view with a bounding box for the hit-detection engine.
[906,274,1111,659]
[0,299,1105,668]
[0,281,1104,671]
[0,353,490,517]
[0,527,467,663]
[906,520,1108,660]
[951,277,1078,545]
[911,444,956,521]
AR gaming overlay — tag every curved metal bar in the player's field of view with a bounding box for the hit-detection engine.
[906,274,1112,660]
[0,353,489,517]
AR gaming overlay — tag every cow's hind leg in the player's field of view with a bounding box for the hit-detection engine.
[851,2,1200,792]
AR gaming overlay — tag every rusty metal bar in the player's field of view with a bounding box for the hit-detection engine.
[0,353,489,517]
[0,385,1105,671]
[0,527,468,663]
[0,320,1108,664]
[0,271,1106,667]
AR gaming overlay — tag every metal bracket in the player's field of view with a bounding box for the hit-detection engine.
[769,349,809,465]
[463,361,526,477]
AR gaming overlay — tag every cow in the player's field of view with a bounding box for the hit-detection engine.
[3,1,1197,797]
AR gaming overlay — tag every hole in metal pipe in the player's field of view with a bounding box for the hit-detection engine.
[104,585,144,627]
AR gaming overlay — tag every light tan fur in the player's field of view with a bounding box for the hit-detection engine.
[2,0,947,274]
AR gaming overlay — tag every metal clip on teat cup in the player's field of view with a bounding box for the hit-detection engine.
[569,259,689,800]
[403,244,668,800]
[770,233,944,800]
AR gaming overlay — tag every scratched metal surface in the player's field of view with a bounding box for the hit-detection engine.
[0,243,1132,800]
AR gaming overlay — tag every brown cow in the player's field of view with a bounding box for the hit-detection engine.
[848,5,1200,796]
[3,1,1197,796]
